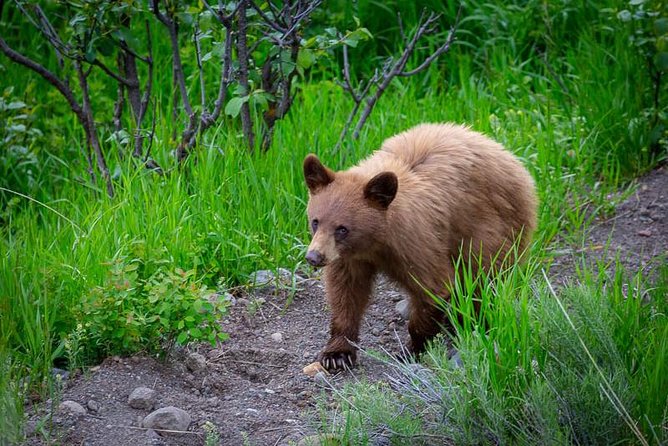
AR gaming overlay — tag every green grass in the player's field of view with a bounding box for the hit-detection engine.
[318,261,668,445]
[0,0,666,443]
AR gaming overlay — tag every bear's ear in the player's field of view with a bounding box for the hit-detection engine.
[364,172,398,209]
[304,154,334,193]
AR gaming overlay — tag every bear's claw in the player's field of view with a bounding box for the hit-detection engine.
[320,352,354,372]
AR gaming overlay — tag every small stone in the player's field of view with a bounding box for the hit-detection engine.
[270,332,284,343]
[86,400,100,413]
[128,387,156,410]
[249,270,276,288]
[142,406,191,434]
[637,229,652,237]
[185,352,207,372]
[58,400,86,417]
[395,299,410,320]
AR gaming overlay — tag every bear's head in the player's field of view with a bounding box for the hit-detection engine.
[303,154,398,267]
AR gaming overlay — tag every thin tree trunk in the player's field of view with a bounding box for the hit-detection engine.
[236,0,255,150]
[75,61,114,198]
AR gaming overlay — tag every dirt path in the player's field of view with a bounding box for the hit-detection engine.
[24,166,667,446]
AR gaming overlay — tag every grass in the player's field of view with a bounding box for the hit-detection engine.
[317,261,668,445]
[0,0,666,443]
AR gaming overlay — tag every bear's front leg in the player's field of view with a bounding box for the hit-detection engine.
[319,260,376,372]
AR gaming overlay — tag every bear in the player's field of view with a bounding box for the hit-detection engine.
[303,123,538,371]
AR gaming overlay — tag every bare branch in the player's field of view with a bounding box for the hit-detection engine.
[75,60,114,198]
[92,58,138,87]
[399,8,461,77]
[336,7,460,147]
[151,0,192,116]
[194,17,206,111]
[207,24,233,126]
[341,43,359,103]
[0,36,83,118]
[248,1,287,33]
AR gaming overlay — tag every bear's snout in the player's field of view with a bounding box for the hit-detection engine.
[305,250,325,267]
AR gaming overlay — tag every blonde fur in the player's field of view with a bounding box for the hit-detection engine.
[304,123,537,371]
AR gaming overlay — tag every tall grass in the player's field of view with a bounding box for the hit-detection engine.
[318,261,668,445]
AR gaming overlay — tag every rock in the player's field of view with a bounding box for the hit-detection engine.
[270,332,284,343]
[637,229,652,237]
[208,292,236,306]
[249,270,276,288]
[86,400,100,413]
[303,361,328,377]
[142,406,191,434]
[145,428,161,440]
[128,387,156,410]
[249,268,300,288]
[51,368,70,381]
[395,299,410,320]
[185,352,207,372]
[58,400,86,417]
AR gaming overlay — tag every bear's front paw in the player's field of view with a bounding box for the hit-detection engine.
[318,350,356,372]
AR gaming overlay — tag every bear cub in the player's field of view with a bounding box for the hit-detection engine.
[303,123,537,371]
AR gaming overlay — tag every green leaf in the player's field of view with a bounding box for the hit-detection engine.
[114,27,141,53]
[176,331,188,344]
[297,49,316,70]
[656,52,668,71]
[224,96,249,118]
[6,101,26,110]
[655,18,668,36]
[190,327,202,338]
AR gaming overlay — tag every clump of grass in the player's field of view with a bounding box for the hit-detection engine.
[317,261,668,445]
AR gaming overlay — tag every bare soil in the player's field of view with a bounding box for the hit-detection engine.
[23,165,667,446]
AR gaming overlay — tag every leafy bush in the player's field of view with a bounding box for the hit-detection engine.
[76,256,228,358]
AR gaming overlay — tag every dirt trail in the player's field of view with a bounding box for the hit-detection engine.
[24,166,667,446]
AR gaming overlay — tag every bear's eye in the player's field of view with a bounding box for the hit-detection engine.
[335,225,349,240]
[311,219,319,232]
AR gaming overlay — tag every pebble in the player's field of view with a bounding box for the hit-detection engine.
[86,400,100,413]
[395,299,410,320]
[637,229,652,237]
[185,352,207,372]
[270,332,284,343]
[128,387,157,410]
[142,406,191,434]
[58,400,86,417]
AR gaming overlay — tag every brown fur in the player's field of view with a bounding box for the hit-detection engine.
[304,123,538,371]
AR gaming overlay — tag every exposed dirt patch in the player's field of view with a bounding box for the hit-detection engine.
[24,166,667,446]
[550,165,668,285]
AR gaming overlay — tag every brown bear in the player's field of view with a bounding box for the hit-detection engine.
[303,123,537,371]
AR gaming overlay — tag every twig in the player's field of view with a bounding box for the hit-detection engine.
[335,7,461,149]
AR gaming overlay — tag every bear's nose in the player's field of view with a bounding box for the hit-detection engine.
[305,250,325,267]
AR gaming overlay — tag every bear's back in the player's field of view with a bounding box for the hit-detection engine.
[350,123,537,278]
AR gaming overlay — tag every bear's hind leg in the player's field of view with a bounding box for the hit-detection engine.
[407,293,449,355]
